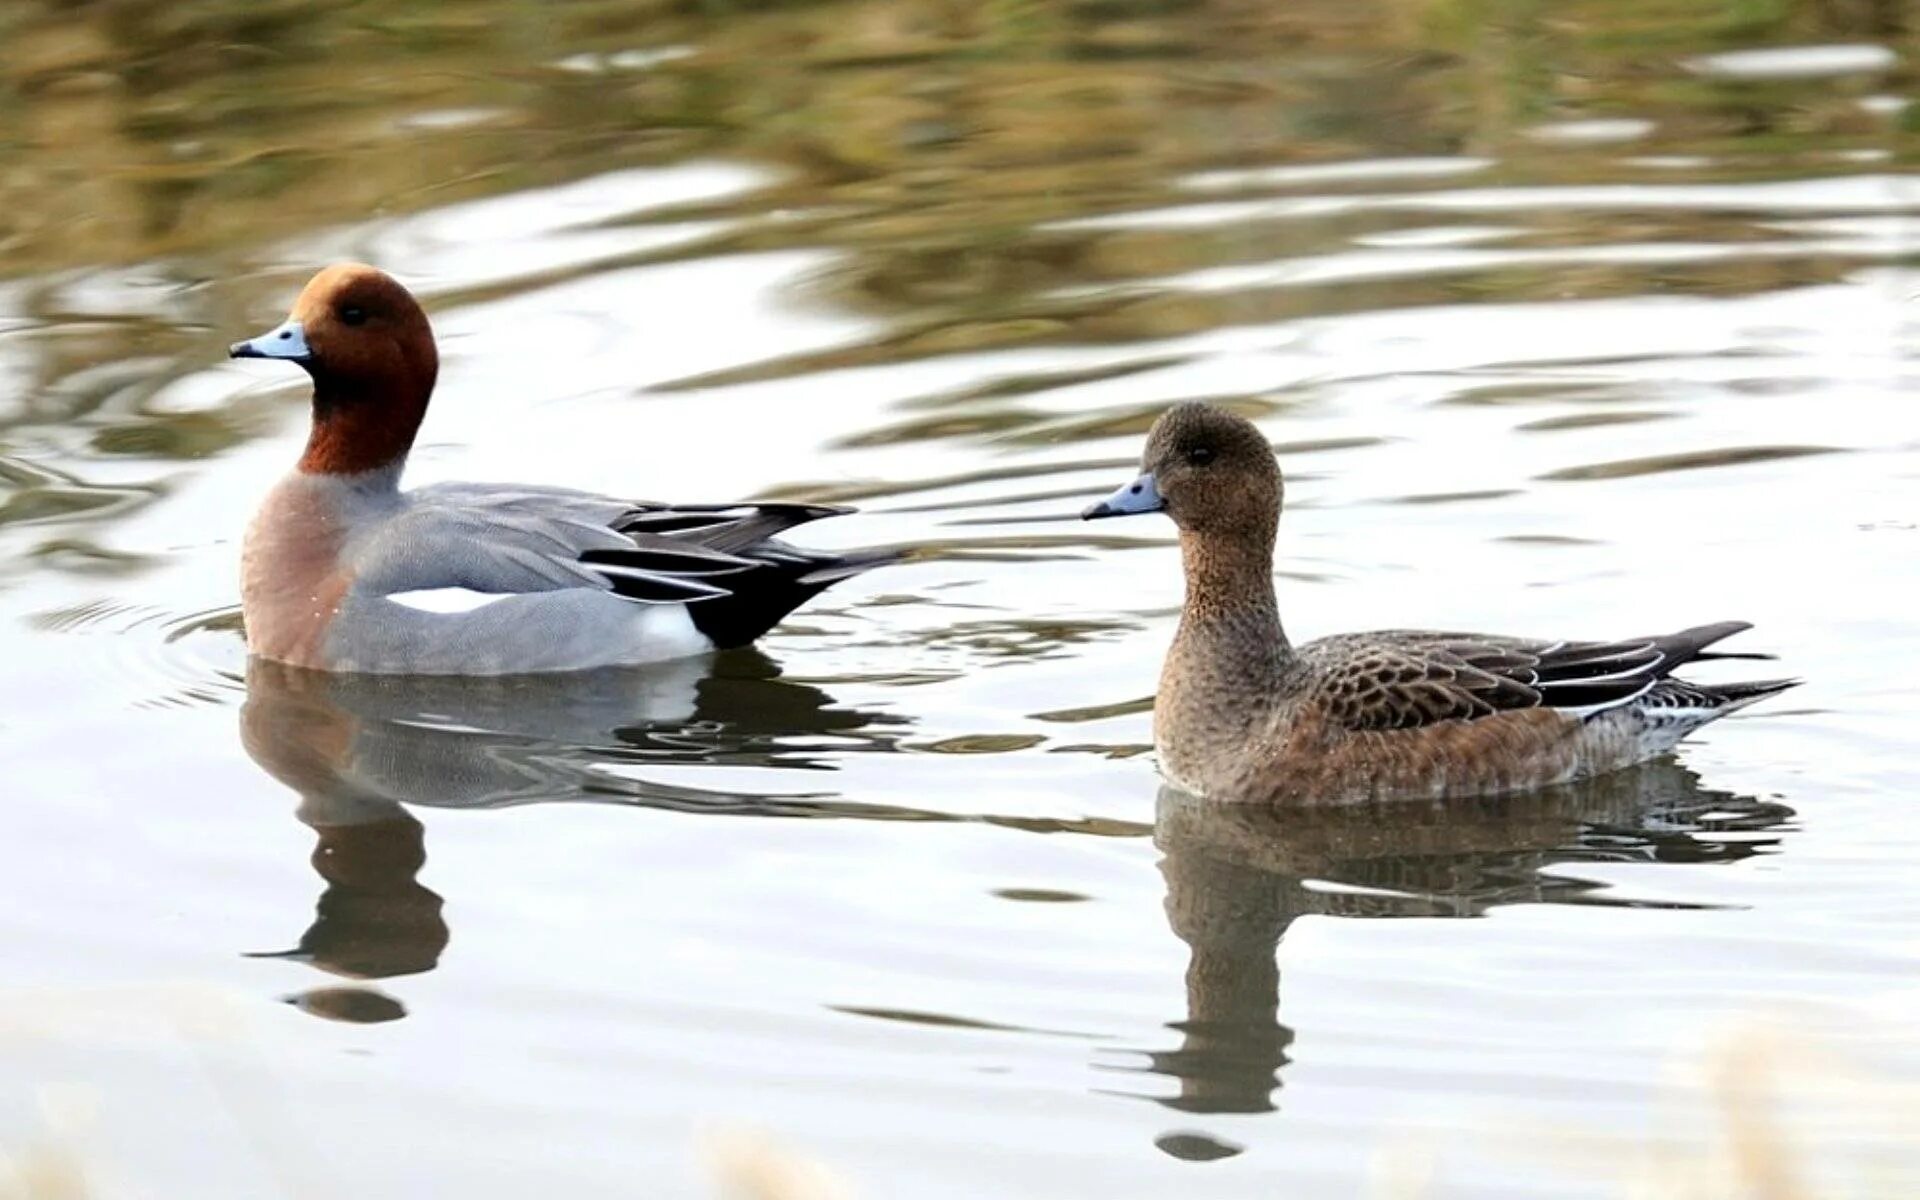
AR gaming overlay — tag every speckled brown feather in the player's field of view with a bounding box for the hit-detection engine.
[1099,402,1796,804]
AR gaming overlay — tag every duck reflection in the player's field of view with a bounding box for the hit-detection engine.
[1132,762,1795,1117]
[240,650,905,1018]
[246,806,444,985]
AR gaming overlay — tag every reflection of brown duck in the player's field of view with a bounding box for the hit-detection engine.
[1139,762,1794,1117]
[252,812,447,984]
[239,651,906,1018]
[241,663,451,994]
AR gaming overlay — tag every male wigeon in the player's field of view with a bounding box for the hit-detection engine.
[1083,402,1796,804]
[231,263,895,675]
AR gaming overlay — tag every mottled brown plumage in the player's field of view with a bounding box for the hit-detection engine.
[1084,402,1797,804]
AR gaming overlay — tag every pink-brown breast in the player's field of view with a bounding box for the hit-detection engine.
[241,477,354,670]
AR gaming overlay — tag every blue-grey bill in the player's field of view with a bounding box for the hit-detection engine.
[1082,472,1164,519]
[230,318,311,362]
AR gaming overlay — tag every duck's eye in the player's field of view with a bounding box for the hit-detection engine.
[339,306,367,327]
[1185,445,1217,467]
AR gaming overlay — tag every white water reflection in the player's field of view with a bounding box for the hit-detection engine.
[282,162,774,294]
[1056,234,1920,297]
[1180,157,1494,193]
[1686,43,1900,80]
[1054,174,1920,232]
[1522,119,1656,146]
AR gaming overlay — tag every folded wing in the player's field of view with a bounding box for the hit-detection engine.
[1309,621,1775,731]
[348,487,899,646]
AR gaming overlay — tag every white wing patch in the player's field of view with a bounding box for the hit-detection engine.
[387,588,522,614]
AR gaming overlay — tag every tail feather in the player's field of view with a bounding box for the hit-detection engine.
[1647,620,1754,671]
[1641,675,1798,722]
[603,501,904,649]
[1647,624,1799,714]
[688,544,904,649]
[1598,622,1796,743]
[798,546,911,587]
[1626,674,1796,758]
[1707,677,1801,714]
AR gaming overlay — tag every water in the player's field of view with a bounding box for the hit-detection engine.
[2,2,1918,1196]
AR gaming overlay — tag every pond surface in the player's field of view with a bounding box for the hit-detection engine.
[2,2,1918,1196]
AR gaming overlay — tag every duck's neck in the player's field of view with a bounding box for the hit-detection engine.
[1171,528,1295,692]
[297,377,425,478]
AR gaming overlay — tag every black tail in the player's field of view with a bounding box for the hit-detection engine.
[586,502,908,649]
[687,545,907,649]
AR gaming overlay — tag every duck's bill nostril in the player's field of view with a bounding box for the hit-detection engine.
[230,318,312,363]
[1082,471,1165,520]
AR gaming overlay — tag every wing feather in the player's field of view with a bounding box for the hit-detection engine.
[1308,622,1757,732]
[344,488,893,639]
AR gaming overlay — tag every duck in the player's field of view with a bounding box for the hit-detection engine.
[1082,401,1796,804]
[230,262,896,675]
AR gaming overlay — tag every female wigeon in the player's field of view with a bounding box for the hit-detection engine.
[231,263,896,675]
[1083,402,1796,804]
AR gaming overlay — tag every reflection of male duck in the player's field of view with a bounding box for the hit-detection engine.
[254,809,443,1011]
[1135,763,1794,1120]
[240,651,904,1017]
[242,650,901,812]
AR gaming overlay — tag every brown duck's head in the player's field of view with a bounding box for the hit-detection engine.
[229,263,439,476]
[1082,402,1281,538]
